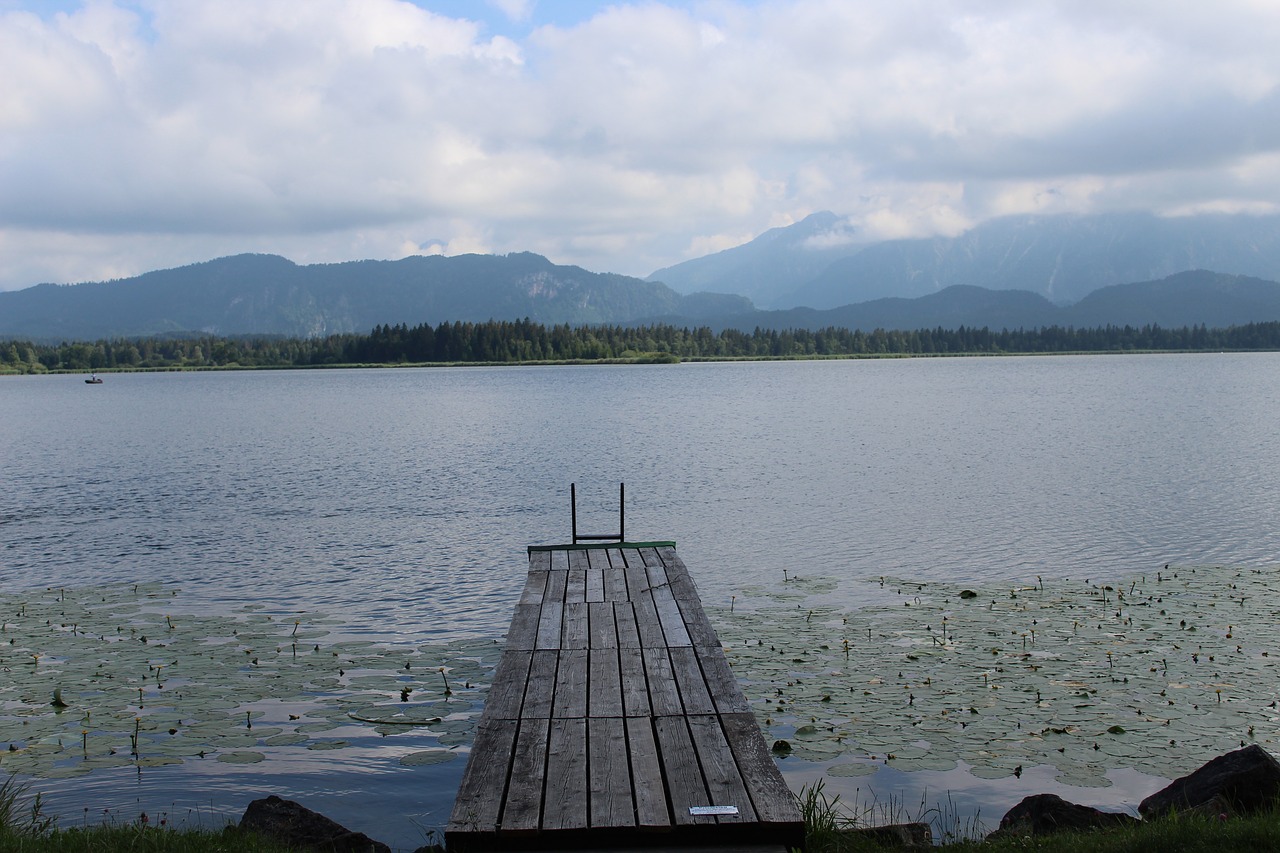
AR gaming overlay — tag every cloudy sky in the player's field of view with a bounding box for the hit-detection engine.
[2,0,1278,291]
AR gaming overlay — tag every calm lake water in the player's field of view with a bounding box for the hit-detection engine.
[4,354,1280,847]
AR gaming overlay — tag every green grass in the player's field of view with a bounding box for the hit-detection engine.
[0,774,297,853]
[0,825,303,853]
[798,780,1280,852]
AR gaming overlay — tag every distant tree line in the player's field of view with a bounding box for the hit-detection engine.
[4,319,1280,373]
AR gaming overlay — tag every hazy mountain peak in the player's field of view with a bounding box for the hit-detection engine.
[646,211,862,305]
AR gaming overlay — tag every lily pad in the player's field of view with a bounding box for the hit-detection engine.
[399,750,458,766]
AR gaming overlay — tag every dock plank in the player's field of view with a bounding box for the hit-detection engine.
[654,716,716,826]
[528,550,551,573]
[449,718,517,835]
[626,716,671,831]
[588,717,632,828]
[586,567,605,602]
[588,648,623,718]
[587,601,618,649]
[505,604,540,651]
[522,650,558,719]
[603,566,628,601]
[614,603,641,650]
[561,601,589,650]
[670,645,716,715]
[721,713,803,826]
[652,582,694,647]
[618,646,651,716]
[543,718,589,830]
[553,648,588,718]
[566,568,587,603]
[447,543,803,853]
[484,650,532,719]
[631,590,667,648]
[643,646,684,717]
[501,717,550,833]
[697,647,752,715]
[687,714,757,823]
[519,570,548,606]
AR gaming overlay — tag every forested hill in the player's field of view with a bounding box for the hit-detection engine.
[3,254,1278,343]
[0,252,749,341]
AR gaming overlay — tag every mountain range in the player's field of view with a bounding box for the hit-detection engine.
[2,212,1280,341]
[650,210,1280,309]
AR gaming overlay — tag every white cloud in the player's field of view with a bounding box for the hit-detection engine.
[1,0,1279,288]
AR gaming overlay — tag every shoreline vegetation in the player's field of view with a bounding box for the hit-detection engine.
[4,318,1280,375]
[5,772,1280,853]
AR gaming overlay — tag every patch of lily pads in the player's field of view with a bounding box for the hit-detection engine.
[0,583,501,779]
[712,565,1280,788]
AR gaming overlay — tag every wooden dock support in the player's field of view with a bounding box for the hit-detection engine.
[446,543,804,852]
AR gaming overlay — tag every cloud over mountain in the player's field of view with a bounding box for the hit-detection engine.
[2,1,1279,291]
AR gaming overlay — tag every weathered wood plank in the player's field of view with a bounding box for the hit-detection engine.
[643,646,684,717]
[603,566,628,601]
[522,649,559,719]
[721,712,805,827]
[668,646,715,715]
[696,646,752,714]
[614,603,641,649]
[618,646,651,716]
[667,570,722,650]
[519,570,549,606]
[534,567,566,651]
[586,567,605,603]
[552,649,588,718]
[535,598,564,651]
[543,567,567,601]
[654,716,715,825]
[587,601,617,649]
[543,718,589,830]
[687,714,756,823]
[588,647,623,718]
[505,604,540,651]
[452,544,804,853]
[561,601,589,650]
[651,583,693,647]
[624,562,651,595]
[485,650,532,719]
[631,589,667,648]
[626,716,672,831]
[500,717,550,833]
[588,716,632,828]
[566,568,587,603]
[448,717,517,834]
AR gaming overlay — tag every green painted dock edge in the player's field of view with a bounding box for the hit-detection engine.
[527,541,677,553]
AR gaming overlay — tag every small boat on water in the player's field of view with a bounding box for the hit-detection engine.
[85,374,103,384]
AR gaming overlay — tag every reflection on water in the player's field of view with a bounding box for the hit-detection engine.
[5,354,1280,848]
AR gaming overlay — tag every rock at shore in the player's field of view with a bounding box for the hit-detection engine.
[988,793,1137,839]
[240,795,391,853]
[844,822,932,847]
[1140,744,1280,818]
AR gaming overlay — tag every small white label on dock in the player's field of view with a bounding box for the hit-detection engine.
[689,805,739,816]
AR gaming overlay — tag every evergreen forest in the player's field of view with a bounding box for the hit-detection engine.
[4,318,1280,374]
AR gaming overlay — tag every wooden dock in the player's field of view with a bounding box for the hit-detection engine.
[446,543,804,852]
